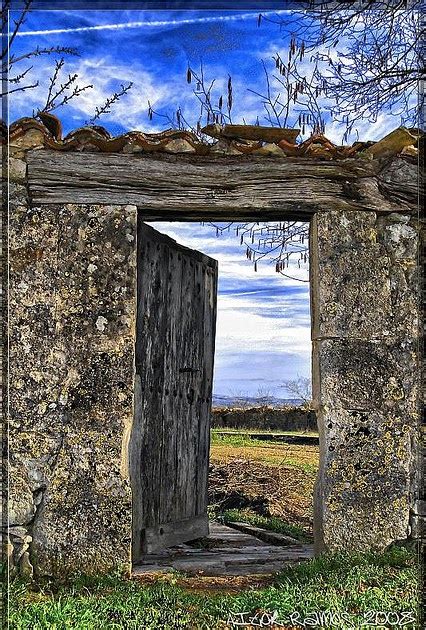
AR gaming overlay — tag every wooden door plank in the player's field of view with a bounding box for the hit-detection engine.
[132,222,217,562]
[144,514,209,553]
[159,242,182,524]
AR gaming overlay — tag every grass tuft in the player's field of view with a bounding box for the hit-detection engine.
[8,546,420,629]
[222,508,312,542]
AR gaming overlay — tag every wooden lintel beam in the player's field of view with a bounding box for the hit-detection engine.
[26,150,417,217]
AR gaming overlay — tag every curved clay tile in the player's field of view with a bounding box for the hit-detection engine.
[37,112,62,140]
[64,125,111,141]
[10,117,53,140]
[277,139,302,156]
[7,116,420,159]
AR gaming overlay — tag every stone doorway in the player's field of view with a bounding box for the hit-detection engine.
[8,125,420,578]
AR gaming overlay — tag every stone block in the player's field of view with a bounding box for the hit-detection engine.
[32,432,133,576]
[413,500,426,516]
[410,515,425,539]
[9,184,28,206]
[315,338,417,411]
[9,476,36,525]
[164,138,196,153]
[310,210,407,340]
[10,203,138,577]
[9,157,27,183]
[10,129,45,155]
[20,551,34,578]
[380,220,418,260]
[252,143,286,156]
[313,209,378,257]
[312,248,392,339]
[315,404,414,551]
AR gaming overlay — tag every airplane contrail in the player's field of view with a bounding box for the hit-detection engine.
[14,10,289,37]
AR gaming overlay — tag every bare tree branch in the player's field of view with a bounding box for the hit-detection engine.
[40,58,93,112]
[86,81,133,124]
[3,0,133,120]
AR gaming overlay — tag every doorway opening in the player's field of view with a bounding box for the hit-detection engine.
[130,217,318,576]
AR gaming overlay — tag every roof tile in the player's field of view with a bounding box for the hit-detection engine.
[5,114,422,161]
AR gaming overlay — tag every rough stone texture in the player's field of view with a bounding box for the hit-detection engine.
[10,129,45,159]
[311,210,420,552]
[9,157,27,183]
[8,200,137,576]
[5,143,421,574]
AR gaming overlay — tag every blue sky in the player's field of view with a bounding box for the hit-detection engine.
[8,9,398,140]
[147,222,311,398]
[6,9,397,398]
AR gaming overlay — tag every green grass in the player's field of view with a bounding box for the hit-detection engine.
[211,428,319,437]
[222,508,312,542]
[210,429,318,448]
[7,547,420,629]
[210,431,270,448]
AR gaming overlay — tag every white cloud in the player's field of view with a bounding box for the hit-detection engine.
[15,11,290,37]
[10,55,172,129]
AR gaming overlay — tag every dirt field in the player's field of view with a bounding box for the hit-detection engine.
[209,432,319,536]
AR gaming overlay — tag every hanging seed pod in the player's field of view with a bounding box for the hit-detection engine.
[187,67,192,83]
[196,81,201,91]
[240,235,244,245]
[228,79,233,112]
[219,95,223,109]
[254,261,258,272]
[176,109,181,125]
[257,13,262,27]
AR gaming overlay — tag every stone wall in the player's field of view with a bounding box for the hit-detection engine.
[310,209,421,552]
[4,126,421,577]
[6,155,138,576]
[211,407,317,432]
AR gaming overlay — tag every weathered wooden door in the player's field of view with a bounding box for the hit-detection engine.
[130,222,218,562]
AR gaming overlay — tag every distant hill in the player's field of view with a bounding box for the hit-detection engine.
[212,394,303,408]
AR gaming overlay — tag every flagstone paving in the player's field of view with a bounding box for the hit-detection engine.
[133,522,313,577]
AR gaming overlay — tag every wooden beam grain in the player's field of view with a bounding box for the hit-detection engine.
[26,150,417,218]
